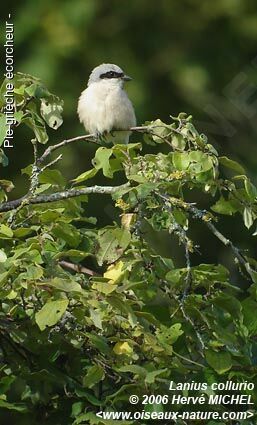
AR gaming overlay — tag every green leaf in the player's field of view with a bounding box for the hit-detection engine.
[0,376,15,394]
[148,119,170,144]
[85,333,111,354]
[205,350,232,374]
[165,269,182,284]
[35,299,69,330]
[172,152,190,170]
[145,368,167,384]
[83,365,105,389]
[92,147,113,178]
[24,116,48,144]
[72,168,98,184]
[89,308,103,330]
[189,151,213,172]
[171,133,186,150]
[0,399,27,412]
[156,323,184,345]
[244,179,257,200]
[39,208,64,222]
[242,298,257,334]
[53,222,81,247]
[26,265,44,280]
[117,365,146,376]
[0,149,9,166]
[108,295,137,327]
[39,169,66,187]
[40,97,63,129]
[0,115,7,147]
[34,183,51,195]
[246,263,257,283]
[54,249,89,261]
[25,82,45,97]
[71,402,84,419]
[219,156,245,174]
[13,227,34,238]
[96,227,131,266]
[37,277,82,293]
[0,224,13,238]
[211,196,239,215]
[0,249,7,263]
[13,111,24,124]
[243,207,254,229]
[212,294,242,319]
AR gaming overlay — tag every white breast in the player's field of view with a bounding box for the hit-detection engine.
[77,81,136,144]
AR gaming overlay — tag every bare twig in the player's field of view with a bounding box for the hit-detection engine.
[41,154,63,172]
[37,134,101,165]
[173,350,205,368]
[155,191,193,298]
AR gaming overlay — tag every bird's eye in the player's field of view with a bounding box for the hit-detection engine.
[100,71,121,79]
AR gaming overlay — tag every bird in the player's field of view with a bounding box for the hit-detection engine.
[77,63,136,144]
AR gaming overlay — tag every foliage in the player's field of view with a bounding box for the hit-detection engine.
[0,75,257,425]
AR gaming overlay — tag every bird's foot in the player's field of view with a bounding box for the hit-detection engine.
[94,130,108,143]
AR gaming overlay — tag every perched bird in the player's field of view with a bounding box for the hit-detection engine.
[77,63,136,144]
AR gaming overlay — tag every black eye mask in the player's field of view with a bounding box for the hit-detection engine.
[100,71,124,79]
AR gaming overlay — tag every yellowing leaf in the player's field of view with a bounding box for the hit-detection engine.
[104,261,125,284]
[121,213,137,229]
[113,341,133,355]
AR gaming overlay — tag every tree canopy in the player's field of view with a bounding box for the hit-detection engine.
[0,73,257,424]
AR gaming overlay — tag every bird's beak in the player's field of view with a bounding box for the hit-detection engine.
[123,74,132,82]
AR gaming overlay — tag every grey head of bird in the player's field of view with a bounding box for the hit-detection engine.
[87,63,132,87]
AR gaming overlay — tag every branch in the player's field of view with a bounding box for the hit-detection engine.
[7,138,41,226]
[173,350,205,368]
[41,154,63,171]
[37,134,101,165]
[158,192,255,280]
[0,183,130,212]
[59,260,97,276]
[37,125,170,165]
[179,301,205,354]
